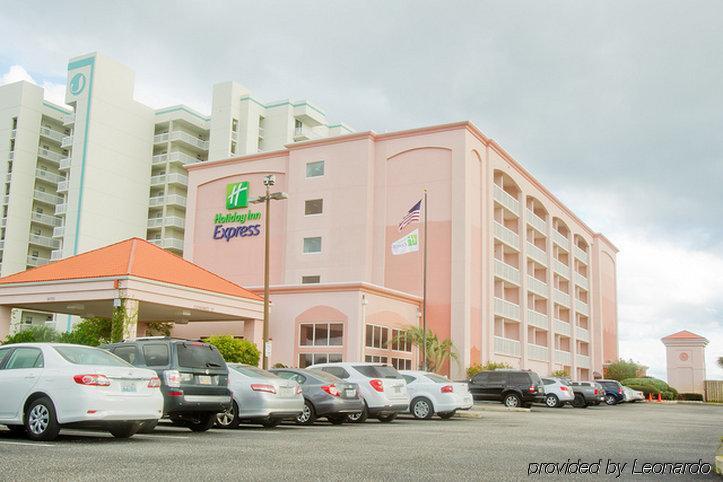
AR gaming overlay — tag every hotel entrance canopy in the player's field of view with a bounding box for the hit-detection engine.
[0,238,263,339]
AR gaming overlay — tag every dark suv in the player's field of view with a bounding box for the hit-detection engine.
[468,370,545,408]
[596,379,625,405]
[102,337,232,432]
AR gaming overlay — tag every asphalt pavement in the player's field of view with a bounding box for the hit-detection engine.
[0,402,720,480]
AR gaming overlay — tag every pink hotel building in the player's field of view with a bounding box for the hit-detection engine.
[174,121,619,380]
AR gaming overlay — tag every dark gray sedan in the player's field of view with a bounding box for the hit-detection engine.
[271,368,365,425]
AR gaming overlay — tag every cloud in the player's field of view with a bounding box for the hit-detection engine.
[0,64,67,106]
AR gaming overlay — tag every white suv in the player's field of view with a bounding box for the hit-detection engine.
[311,362,409,423]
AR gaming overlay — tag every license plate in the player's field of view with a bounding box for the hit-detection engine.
[121,381,136,393]
[197,375,212,385]
[345,389,356,398]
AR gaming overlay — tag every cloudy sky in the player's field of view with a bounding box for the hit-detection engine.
[1,1,720,379]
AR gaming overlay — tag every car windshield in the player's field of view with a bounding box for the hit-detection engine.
[55,345,131,367]
[353,365,403,379]
[176,342,225,369]
[306,368,342,383]
[231,365,277,378]
[425,373,449,383]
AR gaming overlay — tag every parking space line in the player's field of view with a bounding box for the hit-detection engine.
[0,440,55,447]
[134,434,189,440]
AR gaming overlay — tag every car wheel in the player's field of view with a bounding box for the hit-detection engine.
[296,400,316,425]
[503,393,522,408]
[7,424,25,434]
[604,394,617,406]
[545,394,560,408]
[327,415,346,425]
[261,418,281,429]
[438,411,456,420]
[411,397,434,420]
[572,393,588,408]
[216,402,240,429]
[109,422,141,439]
[186,413,216,432]
[25,397,60,441]
[137,419,159,434]
[377,413,397,423]
[347,404,368,423]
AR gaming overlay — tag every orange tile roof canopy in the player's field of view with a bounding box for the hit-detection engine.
[0,238,261,301]
[660,330,708,342]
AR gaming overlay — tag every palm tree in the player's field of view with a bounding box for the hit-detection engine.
[390,326,458,373]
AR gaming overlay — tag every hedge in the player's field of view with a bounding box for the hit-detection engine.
[622,377,678,400]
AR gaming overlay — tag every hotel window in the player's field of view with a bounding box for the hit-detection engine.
[364,355,388,364]
[304,199,323,215]
[390,329,412,353]
[298,352,342,368]
[303,236,322,254]
[391,358,412,370]
[295,119,303,129]
[365,324,389,349]
[230,141,237,154]
[231,118,238,132]
[299,322,343,347]
[301,275,320,284]
[305,160,324,178]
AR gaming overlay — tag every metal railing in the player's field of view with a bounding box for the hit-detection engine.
[555,319,572,336]
[553,288,571,307]
[527,344,549,361]
[38,148,64,163]
[35,169,64,184]
[31,211,62,227]
[33,190,63,205]
[575,299,590,316]
[526,242,547,265]
[527,309,549,330]
[493,184,520,213]
[555,350,572,365]
[28,234,59,249]
[494,297,521,321]
[526,209,547,233]
[27,256,50,267]
[494,336,521,357]
[574,245,589,264]
[552,229,569,249]
[527,275,548,297]
[39,126,65,143]
[493,221,520,248]
[494,259,520,285]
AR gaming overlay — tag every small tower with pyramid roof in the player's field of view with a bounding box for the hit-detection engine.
[661,330,709,397]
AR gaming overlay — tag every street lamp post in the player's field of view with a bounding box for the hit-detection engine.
[250,174,287,369]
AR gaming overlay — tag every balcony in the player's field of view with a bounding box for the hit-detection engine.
[35,169,64,185]
[30,211,62,227]
[555,350,572,365]
[52,226,64,238]
[33,190,63,205]
[155,131,209,150]
[150,173,188,187]
[526,242,547,265]
[576,326,590,342]
[5,172,10,183]
[494,297,521,321]
[528,344,549,361]
[10,129,16,139]
[57,180,69,193]
[552,230,569,249]
[148,237,184,251]
[526,210,547,234]
[494,336,521,357]
[555,319,572,336]
[152,153,168,165]
[293,126,321,142]
[0,240,4,250]
[8,152,14,161]
[574,245,589,264]
[493,221,519,248]
[575,299,590,316]
[552,258,570,278]
[0,217,6,227]
[147,216,185,230]
[2,195,8,205]
[527,275,548,298]
[27,256,50,267]
[553,289,571,307]
[574,271,589,290]
[231,131,239,142]
[50,249,62,261]
[38,148,64,164]
[59,157,71,170]
[494,259,520,285]
[527,309,549,330]
[493,185,520,214]
[54,203,67,216]
[148,194,187,208]
[63,113,75,126]
[61,135,73,148]
[28,234,59,249]
[39,126,65,143]
[576,354,591,369]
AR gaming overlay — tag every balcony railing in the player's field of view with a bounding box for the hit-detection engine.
[148,237,184,251]
[494,259,520,285]
[38,148,64,163]
[526,209,547,234]
[147,216,185,230]
[27,256,50,267]
[553,258,570,278]
[293,126,321,142]
[574,271,589,290]
[50,249,62,261]
[574,245,589,264]
[494,297,521,321]
[61,135,73,148]
[31,211,62,227]
[0,217,6,227]
[39,126,65,143]
[33,190,63,205]
[527,309,549,330]
[555,350,572,365]
[153,151,203,166]
[494,336,521,357]
[150,173,188,186]
[526,242,547,266]
[0,240,4,250]
[576,354,591,369]
[155,131,209,150]
[35,169,64,184]
[57,180,69,193]
[493,221,519,248]
[575,299,590,316]
[527,344,549,361]
[576,326,590,342]
[493,184,520,214]
[553,289,571,307]
[63,113,75,126]
[148,194,187,208]
[527,275,548,297]
[54,203,67,215]
[555,319,572,336]
[28,234,59,249]
[52,226,64,238]
[231,131,239,142]
[59,157,71,170]
[552,229,569,249]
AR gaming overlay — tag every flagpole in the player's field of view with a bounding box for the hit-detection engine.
[422,189,428,371]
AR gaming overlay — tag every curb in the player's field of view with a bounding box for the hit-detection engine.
[469,404,531,413]
[455,410,485,419]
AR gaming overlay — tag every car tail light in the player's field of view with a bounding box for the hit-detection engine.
[163,370,181,388]
[167,390,183,397]
[369,379,384,392]
[73,374,111,387]
[618,388,623,395]
[440,385,454,393]
[251,383,276,394]
[528,385,536,393]
[321,384,341,397]
[295,385,303,396]
[148,376,161,389]
[560,386,568,391]
[594,388,598,395]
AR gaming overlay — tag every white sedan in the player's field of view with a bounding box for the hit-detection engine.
[400,370,473,419]
[0,343,163,441]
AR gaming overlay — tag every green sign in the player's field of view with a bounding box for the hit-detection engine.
[226,181,249,210]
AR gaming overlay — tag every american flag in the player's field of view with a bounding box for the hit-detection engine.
[398,200,422,231]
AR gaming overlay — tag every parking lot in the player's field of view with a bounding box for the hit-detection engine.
[1,403,720,481]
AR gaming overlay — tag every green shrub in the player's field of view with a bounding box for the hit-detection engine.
[59,317,112,346]
[677,393,704,402]
[467,361,512,378]
[605,359,643,381]
[145,321,173,337]
[3,325,59,344]
[622,377,678,400]
[203,335,260,365]
[551,369,569,378]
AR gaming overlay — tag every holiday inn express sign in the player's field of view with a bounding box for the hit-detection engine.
[213,180,262,241]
